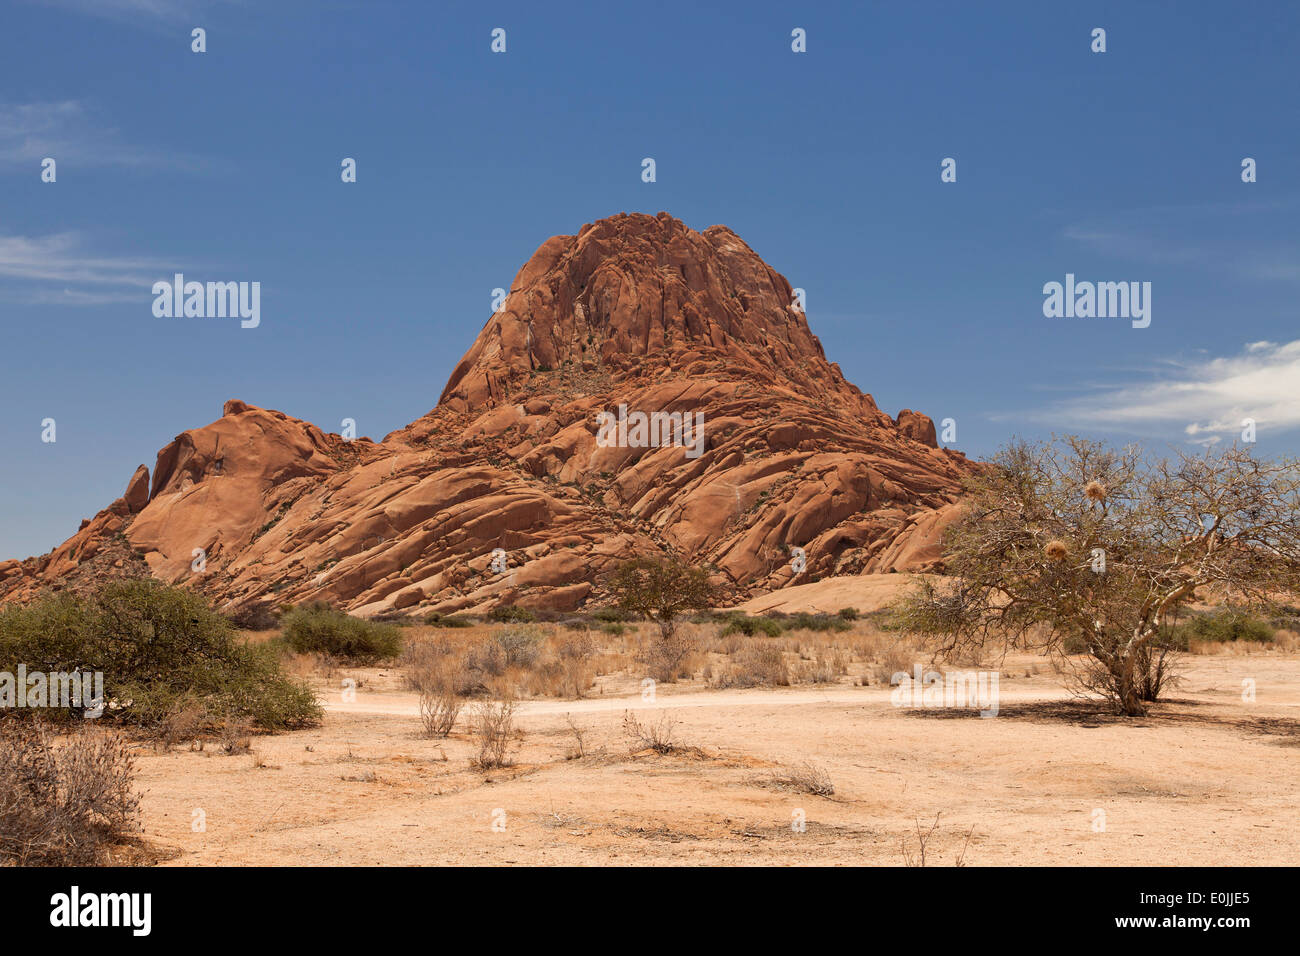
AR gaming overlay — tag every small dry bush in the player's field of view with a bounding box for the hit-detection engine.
[553,634,596,698]
[771,761,835,796]
[622,711,682,754]
[470,698,518,769]
[852,633,921,685]
[803,650,848,684]
[419,686,462,738]
[639,626,701,683]
[900,812,975,867]
[219,716,253,755]
[156,697,209,751]
[713,641,790,688]
[0,721,142,866]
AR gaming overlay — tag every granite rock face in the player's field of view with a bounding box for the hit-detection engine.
[0,212,973,615]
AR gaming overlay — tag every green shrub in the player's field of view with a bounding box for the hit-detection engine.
[1173,609,1276,645]
[281,602,403,661]
[837,607,860,621]
[862,607,904,631]
[591,607,633,623]
[601,622,627,636]
[785,612,851,633]
[225,600,278,630]
[424,612,474,628]
[487,605,537,624]
[0,580,320,731]
[1061,632,1092,655]
[721,616,784,637]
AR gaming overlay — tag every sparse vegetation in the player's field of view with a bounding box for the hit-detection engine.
[770,761,835,796]
[720,615,783,637]
[281,602,402,662]
[419,686,462,738]
[0,721,142,866]
[1173,607,1276,646]
[487,605,537,624]
[423,612,474,628]
[622,710,683,754]
[899,438,1300,715]
[0,580,321,732]
[470,698,518,769]
[609,556,714,641]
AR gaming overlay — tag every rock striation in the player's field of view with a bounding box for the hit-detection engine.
[0,212,973,615]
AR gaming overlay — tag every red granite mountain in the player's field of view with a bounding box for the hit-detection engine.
[0,212,973,615]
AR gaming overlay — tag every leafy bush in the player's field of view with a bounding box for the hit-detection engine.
[281,602,403,661]
[1174,609,1276,646]
[0,722,142,865]
[423,612,474,628]
[487,605,537,624]
[609,557,715,639]
[0,580,320,731]
[224,600,278,630]
[785,612,852,633]
[837,607,860,621]
[591,607,633,623]
[720,616,784,637]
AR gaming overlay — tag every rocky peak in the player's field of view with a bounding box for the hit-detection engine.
[439,212,874,416]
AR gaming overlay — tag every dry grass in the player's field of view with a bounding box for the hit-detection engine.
[419,687,462,738]
[384,616,949,703]
[470,698,518,770]
[622,711,685,754]
[0,721,142,866]
[219,717,253,756]
[770,760,835,796]
[1188,628,1300,655]
[156,698,209,752]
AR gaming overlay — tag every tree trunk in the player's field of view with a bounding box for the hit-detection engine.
[1117,649,1148,716]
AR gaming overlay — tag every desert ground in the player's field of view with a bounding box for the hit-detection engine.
[127,590,1300,867]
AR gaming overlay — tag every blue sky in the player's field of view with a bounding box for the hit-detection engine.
[2,0,1298,560]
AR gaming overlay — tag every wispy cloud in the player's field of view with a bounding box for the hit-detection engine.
[0,232,171,286]
[0,100,208,170]
[20,0,221,22]
[3,287,148,306]
[1015,341,1300,443]
[0,230,183,306]
[1061,196,1300,284]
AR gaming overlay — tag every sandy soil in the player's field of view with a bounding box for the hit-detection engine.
[133,649,1300,866]
[733,573,925,614]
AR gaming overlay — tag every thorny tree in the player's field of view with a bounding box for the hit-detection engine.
[608,556,714,640]
[899,437,1300,715]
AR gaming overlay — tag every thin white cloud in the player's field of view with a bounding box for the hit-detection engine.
[1018,341,1300,443]
[0,231,172,286]
[21,0,217,21]
[3,287,147,306]
[1061,198,1300,284]
[0,100,208,170]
